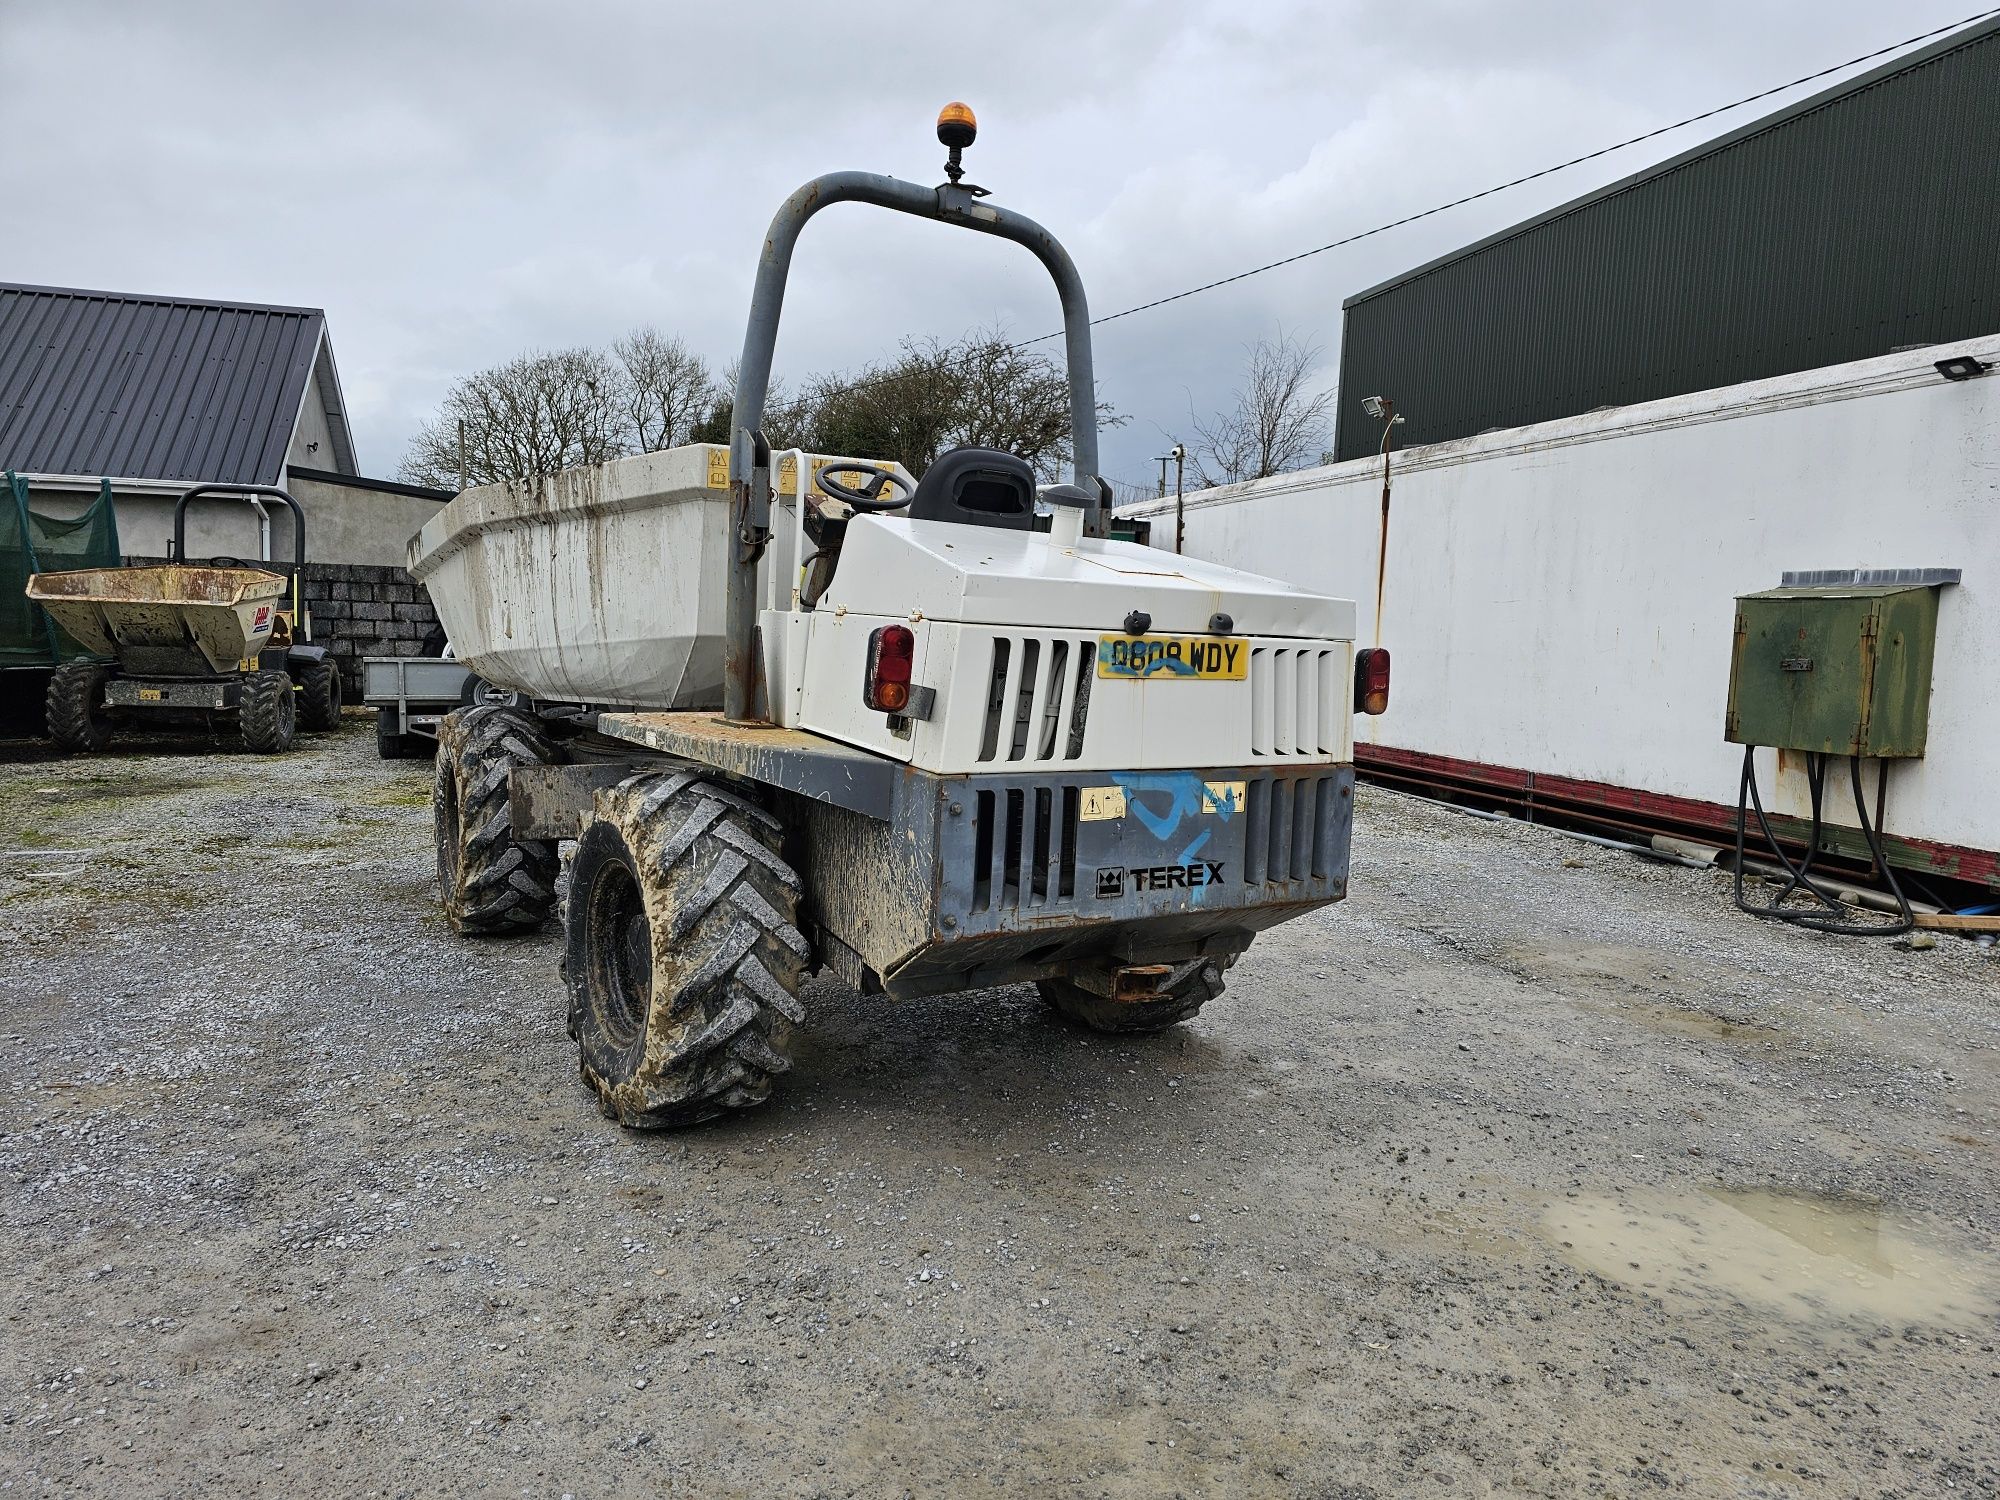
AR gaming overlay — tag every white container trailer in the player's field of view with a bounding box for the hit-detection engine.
[1118,340,1999,889]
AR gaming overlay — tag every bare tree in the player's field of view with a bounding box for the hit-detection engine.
[400,347,627,489]
[950,334,1096,479]
[686,363,799,450]
[786,329,1119,480]
[403,323,1118,491]
[615,327,717,453]
[1188,331,1333,488]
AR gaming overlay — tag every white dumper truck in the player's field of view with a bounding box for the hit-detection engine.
[410,107,1387,1128]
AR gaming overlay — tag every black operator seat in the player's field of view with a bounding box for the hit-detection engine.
[907,447,1037,531]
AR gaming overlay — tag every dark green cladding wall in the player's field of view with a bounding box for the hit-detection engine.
[1331,20,2000,462]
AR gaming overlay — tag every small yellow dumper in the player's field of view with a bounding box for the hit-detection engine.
[24,485,342,753]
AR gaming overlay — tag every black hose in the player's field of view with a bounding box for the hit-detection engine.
[1732,745,1913,937]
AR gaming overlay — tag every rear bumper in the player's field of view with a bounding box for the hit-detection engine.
[796,761,1353,998]
[106,677,240,711]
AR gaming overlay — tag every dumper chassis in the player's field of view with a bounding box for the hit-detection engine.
[422,110,1369,1128]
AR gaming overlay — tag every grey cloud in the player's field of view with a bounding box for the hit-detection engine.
[0,0,1963,484]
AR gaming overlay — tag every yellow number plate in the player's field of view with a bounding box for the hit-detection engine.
[1097,636,1247,680]
[139,687,165,701]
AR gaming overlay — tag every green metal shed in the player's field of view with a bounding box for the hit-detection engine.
[1331,17,2000,461]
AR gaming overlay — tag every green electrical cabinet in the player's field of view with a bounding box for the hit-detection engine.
[1725,585,1940,758]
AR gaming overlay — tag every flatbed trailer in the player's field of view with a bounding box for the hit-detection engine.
[361,655,476,758]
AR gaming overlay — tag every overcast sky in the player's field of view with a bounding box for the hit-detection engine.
[1,1,1980,491]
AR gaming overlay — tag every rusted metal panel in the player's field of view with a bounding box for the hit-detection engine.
[1356,742,1998,892]
[594,711,898,817]
[510,763,642,840]
[790,791,938,982]
[105,677,235,711]
[799,761,1355,1001]
[26,563,288,675]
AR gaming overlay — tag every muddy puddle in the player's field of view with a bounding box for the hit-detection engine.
[1544,1186,1996,1328]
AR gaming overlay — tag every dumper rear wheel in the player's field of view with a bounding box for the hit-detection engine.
[566,772,808,1129]
[239,670,296,753]
[434,706,560,934]
[295,658,343,731]
[376,707,430,759]
[46,662,116,754]
[1038,959,1225,1034]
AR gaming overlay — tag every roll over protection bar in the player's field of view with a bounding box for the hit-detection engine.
[171,483,312,641]
[171,484,308,573]
[723,172,1102,725]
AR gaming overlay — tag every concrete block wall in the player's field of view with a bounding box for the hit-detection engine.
[299,563,442,694]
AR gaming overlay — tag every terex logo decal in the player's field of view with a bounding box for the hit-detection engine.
[1132,860,1225,891]
[1096,861,1226,897]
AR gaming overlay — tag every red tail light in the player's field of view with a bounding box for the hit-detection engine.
[1354,647,1391,715]
[864,624,916,713]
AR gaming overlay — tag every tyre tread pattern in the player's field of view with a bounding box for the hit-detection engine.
[296,659,342,731]
[571,772,807,1129]
[46,662,113,753]
[239,670,296,753]
[435,706,560,934]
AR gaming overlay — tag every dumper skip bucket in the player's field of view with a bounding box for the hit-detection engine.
[25,565,289,675]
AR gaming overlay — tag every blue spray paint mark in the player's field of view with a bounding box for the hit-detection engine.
[1109,772,1235,907]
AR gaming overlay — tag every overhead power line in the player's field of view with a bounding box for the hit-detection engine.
[1013,7,2000,346]
[755,9,1995,426]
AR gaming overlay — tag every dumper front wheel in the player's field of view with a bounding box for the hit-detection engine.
[434,706,560,934]
[566,773,808,1129]
[46,662,116,754]
[239,670,297,753]
[1038,959,1225,1034]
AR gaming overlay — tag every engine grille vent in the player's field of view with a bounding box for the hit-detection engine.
[971,784,1081,912]
[975,635,1094,766]
[1249,646,1342,758]
[1243,773,1344,885]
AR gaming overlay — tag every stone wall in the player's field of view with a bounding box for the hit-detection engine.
[298,563,442,694]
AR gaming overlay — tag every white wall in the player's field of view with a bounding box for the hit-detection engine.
[1120,340,2000,854]
[25,473,443,569]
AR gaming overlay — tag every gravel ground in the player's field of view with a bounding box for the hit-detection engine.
[1,717,1996,1498]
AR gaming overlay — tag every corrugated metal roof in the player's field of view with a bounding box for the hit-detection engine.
[0,283,326,485]
[1331,15,2000,461]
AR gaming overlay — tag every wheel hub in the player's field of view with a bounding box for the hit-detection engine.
[587,861,652,1050]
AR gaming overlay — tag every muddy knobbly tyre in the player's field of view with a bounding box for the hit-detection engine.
[46,661,116,753]
[567,771,809,1129]
[1037,959,1225,1034]
[238,670,297,753]
[295,658,343,730]
[433,705,560,935]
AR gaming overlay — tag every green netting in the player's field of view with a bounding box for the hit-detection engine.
[1,472,123,668]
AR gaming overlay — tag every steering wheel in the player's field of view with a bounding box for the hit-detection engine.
[814,462,914,512]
